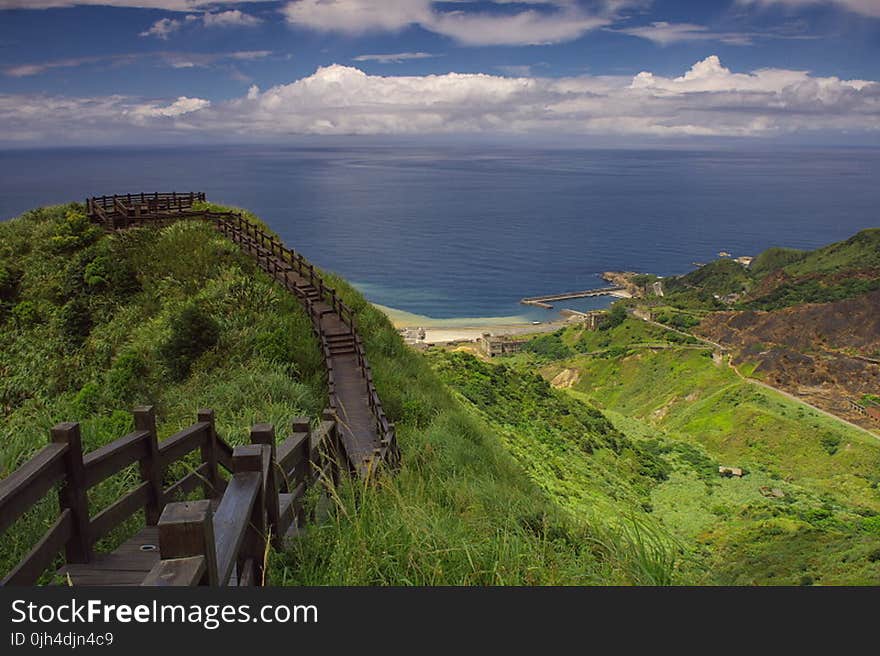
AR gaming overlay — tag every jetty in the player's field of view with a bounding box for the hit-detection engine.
[520,286,628,309]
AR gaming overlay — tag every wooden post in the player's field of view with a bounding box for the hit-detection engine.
[134,406,163,525]
[233,445,268,585]
[250,424,281,549]
[51,423,91,564]
[197,409,220,498]
[155,500,218,586]
[321,409,341,485]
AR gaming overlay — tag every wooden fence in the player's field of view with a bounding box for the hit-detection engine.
[0,407,341,586]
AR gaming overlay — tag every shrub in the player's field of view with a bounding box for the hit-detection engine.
[11,300,40,327]
[106,351,149,402]
[599,303,627,331]
[58,299,92,345]
[160,304,220,381]
[820,432,841,456]
[48,209,101,253]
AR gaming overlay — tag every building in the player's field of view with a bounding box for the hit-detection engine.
[868,406,880,423]
[479,333,528,358]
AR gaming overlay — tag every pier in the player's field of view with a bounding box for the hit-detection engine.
[520,286,628,309]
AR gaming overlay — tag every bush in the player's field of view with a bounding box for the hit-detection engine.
[820,432,841,456]
[599,303,627,331]
[58,299,92,345]
[160,304,220,381]
[49,209,101,253]
[11,300,40,327]
[106,351,149,403]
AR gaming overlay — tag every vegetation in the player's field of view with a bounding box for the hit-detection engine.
[0,203,677,586]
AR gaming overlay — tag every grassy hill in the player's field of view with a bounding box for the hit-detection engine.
[655,228,880,312]
[0,203,670,585]
[460,319,880,585]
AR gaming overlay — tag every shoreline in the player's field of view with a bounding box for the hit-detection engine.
[373,302,576,345]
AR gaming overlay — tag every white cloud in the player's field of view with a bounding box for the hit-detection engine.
[353,52,438,64]
[2,56,878,144]
[616,21,755,46]
[281,0,623,46]
[140,17,182,39]
[738,0,880,18]
[3,50,271,76]
[200,10,262,28]
[140,10,261,39]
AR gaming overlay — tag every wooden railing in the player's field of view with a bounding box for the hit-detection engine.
[84,193,400,470]
[1,407,222,585]
[0,407,341,586]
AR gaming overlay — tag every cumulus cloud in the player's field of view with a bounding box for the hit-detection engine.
[140,10,261,39]
[281,0,623,46]
[2,56,878,144]
[738,0,880,18]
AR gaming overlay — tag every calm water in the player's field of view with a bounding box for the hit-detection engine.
[1,145,878,321]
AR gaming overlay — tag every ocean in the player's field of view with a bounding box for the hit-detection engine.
[1,144,878,323]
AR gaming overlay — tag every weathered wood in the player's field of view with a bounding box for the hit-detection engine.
[213,472,261,586]
[234,445,268,585]
[250,424,282,549]
[277,432,309,480]
[238,558,256,587]
[0,442,68,536]
[83,430,149,488]
[2,510,72,586]
[88,482,151,545]
[158,422,209,468]
[52,423,91,564]
[156,500,218,586]
[198,409,220,497]
[134,407,162,525]
[142,556,206,587]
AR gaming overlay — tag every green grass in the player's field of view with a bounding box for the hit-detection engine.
[541,318,880,584]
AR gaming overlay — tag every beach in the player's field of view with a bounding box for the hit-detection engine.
[374,303,574,345]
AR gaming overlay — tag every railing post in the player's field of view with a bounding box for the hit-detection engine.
[291,418,311,526]
[51,423,91,564]
[250,424,281,549]
[198,409,220,498]
[134,406,163,525]
[154,500,218,586]
[233,445,268,585]
[321,409,341,485]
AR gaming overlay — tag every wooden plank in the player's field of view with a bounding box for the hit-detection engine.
[158,423,208,468]
[2,510,72,586]
[88,482,151,545]
[0,442,68,536]
[156,500,218,585]
[238,558,256,587]
[83,430,149,489]
[134,407,162,525]
[276,432,308,478]
[213,472,260,586]
[142,556,206,587]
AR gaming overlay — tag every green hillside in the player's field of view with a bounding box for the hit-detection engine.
[0,203,664,585]
[532,319,880,584]
[781,228,880,276]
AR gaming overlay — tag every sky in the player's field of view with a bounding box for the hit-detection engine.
[0,0,878,146]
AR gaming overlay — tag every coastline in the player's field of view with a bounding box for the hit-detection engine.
[373,302,572,344]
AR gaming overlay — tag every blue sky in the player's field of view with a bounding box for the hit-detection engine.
[0,1,878,145]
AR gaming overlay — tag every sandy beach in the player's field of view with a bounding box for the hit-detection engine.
[374,303,572,345]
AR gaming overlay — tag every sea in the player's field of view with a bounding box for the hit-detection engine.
[1,144,878,323]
